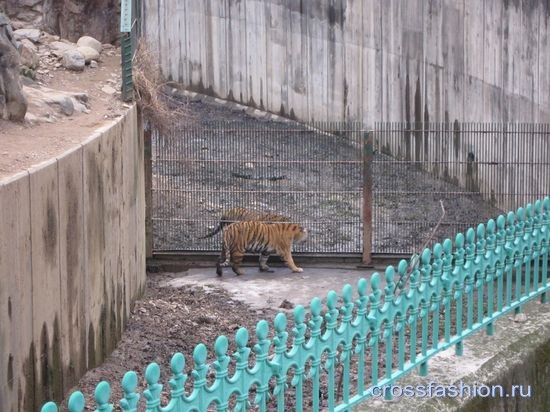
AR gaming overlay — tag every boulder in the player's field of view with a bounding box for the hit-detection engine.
[62,49,85,71]
[49,40,75,57]
[19,38,39,69]
[76,45,99,63]
[13,28,40,42]
[76,35,102,53]
[0,13,28,121]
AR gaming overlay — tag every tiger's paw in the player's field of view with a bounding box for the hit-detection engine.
[260,266,274,273]
[292,267,304,273]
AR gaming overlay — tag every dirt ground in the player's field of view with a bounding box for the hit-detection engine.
[0,51,127,180]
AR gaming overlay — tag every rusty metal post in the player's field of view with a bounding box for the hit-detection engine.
[143,121,153,258]
[362,130,374,266]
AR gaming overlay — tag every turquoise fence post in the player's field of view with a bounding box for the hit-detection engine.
[252,322,271,412]
[514,208,525,314]
[474,224,487,325]
[419,249,431,376]
[441,239,453,344]
[407,264,420,363]
[290,306,307,412]
[542,197,550,303]
[382,267,396,400]
[324,291,339,411]
[306,297,323,411]
[120,371,140,411]
[495,215,506,313]
[353,278,369,397]
[396,261,408,370]
[232,329,250,412]
[338,284,355,405]
[212,338,229,411]
[485,219,496,336]
[367,273,382,386]
[144,363,163,412]
[465,228,476,330]
[524,204,534,295]
[453,233,465,356]
[505,211,516,308]
[273,313,289,412]
[533,201,543,293]
[430,244,443,349]
[167,352,188,411]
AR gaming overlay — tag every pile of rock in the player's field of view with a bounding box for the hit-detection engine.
[15,27,113,76]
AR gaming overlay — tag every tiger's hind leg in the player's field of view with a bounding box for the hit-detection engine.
[216,244,229,277]
[230,251,246,276]
[259,251,273,272]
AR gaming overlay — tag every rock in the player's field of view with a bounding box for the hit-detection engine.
[102,43,114,50]
[22,84,89,120]
[77,35,102,53]
[20,66,36,80]
[0,13,28,121]
[76,45,100,63]
[19,38,39,69]
[90,60,98,68]
[49,41,76,57]
[62,49,85,71]
[13,28,40,43]
[101,85,117,95]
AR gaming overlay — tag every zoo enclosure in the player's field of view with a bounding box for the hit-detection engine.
[150,121,550,258]
[41,197,550,411]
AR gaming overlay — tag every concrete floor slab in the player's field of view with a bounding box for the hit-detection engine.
[162,264,377,310]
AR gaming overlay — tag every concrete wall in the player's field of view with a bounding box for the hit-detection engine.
[142,0,550,126]
[142,0,550,212]
[0,106,146,412]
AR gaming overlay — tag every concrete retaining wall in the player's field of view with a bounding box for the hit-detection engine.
[0,106,146,412]
[142,0,550,126]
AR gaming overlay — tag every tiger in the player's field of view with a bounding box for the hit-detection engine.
[216,221,308,277]
[199,207,291,239]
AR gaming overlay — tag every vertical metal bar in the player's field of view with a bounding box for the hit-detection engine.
[144,119,153,258]
[362,131,373,266]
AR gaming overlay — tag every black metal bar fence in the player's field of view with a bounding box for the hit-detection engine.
[151,120,550,256]
[373,122,550,254]
[152,121,366,254]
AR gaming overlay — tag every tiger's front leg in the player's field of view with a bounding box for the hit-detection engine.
[279,247,303,273]
[259,251,274,272]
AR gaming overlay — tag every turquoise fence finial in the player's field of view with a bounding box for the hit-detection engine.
[41,402,58,412]
[144,363,162,411]
[120,371,140,411]
[167,352,187,408]
[94,381,113,412]
[68,391,85,412]
[384,266,395,299]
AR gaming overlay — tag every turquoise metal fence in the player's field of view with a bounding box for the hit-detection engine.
[41,197,549,411]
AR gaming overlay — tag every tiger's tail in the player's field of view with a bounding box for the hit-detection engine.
[199,223,223,239]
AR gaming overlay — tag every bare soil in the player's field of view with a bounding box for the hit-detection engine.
[0,51,127,180]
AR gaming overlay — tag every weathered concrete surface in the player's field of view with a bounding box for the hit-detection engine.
[163,264,377,311]
[354,297,550,412]
[143,0,550,125]
[0,106,146,412]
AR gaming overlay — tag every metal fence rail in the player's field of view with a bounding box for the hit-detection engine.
[152,121,365,254]
[40,197,550,412]
[373,122,550,254]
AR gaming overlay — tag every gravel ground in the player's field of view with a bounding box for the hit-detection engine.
[63,271,517,411]
[151,96,502,255]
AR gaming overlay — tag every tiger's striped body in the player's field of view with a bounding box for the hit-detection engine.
[216,221,308,276]
[200,207,291,239]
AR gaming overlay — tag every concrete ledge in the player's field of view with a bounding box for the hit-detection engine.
[356,297,550,411]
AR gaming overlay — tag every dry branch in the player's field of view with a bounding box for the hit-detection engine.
[133,39,192,132]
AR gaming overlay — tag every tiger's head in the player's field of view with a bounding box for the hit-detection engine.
[293,225,308,243]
